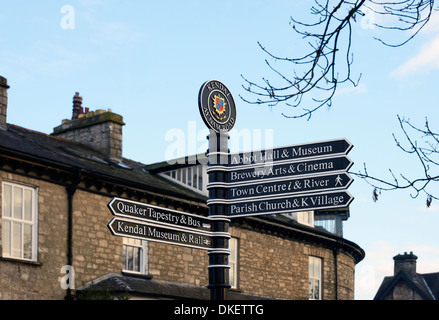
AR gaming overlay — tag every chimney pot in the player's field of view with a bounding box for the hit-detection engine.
[72,92,83,120]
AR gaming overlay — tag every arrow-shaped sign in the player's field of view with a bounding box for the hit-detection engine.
[210,172,353,201]
[221,190,354,218]
[210,155,353,185]
[228,138,352,167]
[107,197,212,233]
[108,218,212,250]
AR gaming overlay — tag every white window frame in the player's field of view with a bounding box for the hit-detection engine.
[309,256,322,300]
[122,237,148,275]
[159,164,208,196]
[229,237,238,289]
[1,181,38,262]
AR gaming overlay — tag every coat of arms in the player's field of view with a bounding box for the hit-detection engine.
[198,80,236,133]
[212,94,227,120]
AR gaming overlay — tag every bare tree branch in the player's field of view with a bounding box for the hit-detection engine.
[241,0,436,119]
[351,116,439,206]
[241,0,365,120]
[242,0,438,206]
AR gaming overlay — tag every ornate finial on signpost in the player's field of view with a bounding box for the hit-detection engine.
[199,80,236,300]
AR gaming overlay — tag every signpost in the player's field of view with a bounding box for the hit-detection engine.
[105,79,355,301]
[107,217,213,250]
[199,80,237,301]
[197,80,354,299]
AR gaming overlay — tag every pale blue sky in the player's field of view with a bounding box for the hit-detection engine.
[1,1,438,299]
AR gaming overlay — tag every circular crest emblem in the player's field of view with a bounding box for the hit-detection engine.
[198,80,236,133]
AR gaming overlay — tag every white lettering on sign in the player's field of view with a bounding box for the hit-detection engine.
[114,200,208,229]
[113,220,211,248]
[291,145,332,157]
[229,160,336,182]
[229,193,348,215]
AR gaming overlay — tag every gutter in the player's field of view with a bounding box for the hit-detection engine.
[65,170,81,300]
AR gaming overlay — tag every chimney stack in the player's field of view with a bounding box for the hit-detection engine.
[394,251,418,275]
[0,76,9,130]
[52,93,125,160]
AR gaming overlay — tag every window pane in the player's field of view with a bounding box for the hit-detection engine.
[314,280,320,300]
[229,238,236,259]
[3,221,11,256]
[123,240,142,273]
[192,168,197,189]
[13,187,23,219]
[3,184,11,217]
[187,168,192,186]
[198,166,203,190]
[12,222,22,258]
[133,247,140,272]
[23,224,32,259]
[314,259,320,276]
[229,263,235,288]
[182,168,186,184]
[229,238,238,288]
[24,189,32,221]
[309,257,322,300]
[126,246,133,270]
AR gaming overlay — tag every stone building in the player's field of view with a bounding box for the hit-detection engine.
[374,252,439,300]
[0,76,364,300]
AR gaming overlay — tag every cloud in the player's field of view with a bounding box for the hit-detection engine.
[420,204,439,213]
[420,12,439,34]
[391,35,439,77]
[80,11,147,50]
[334,83,367,97]
[4,41,96,80]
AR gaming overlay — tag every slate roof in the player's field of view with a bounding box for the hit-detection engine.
[76,273,273,300]
[0,124,207,203]
[374,270,439,300]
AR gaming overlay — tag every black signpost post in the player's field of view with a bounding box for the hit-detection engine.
[199,80,237,301]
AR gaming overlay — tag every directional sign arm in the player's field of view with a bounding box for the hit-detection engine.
[208,172,354,202]
[108,218,213,250]
[224,190,354,218]
[228,138,353,167]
